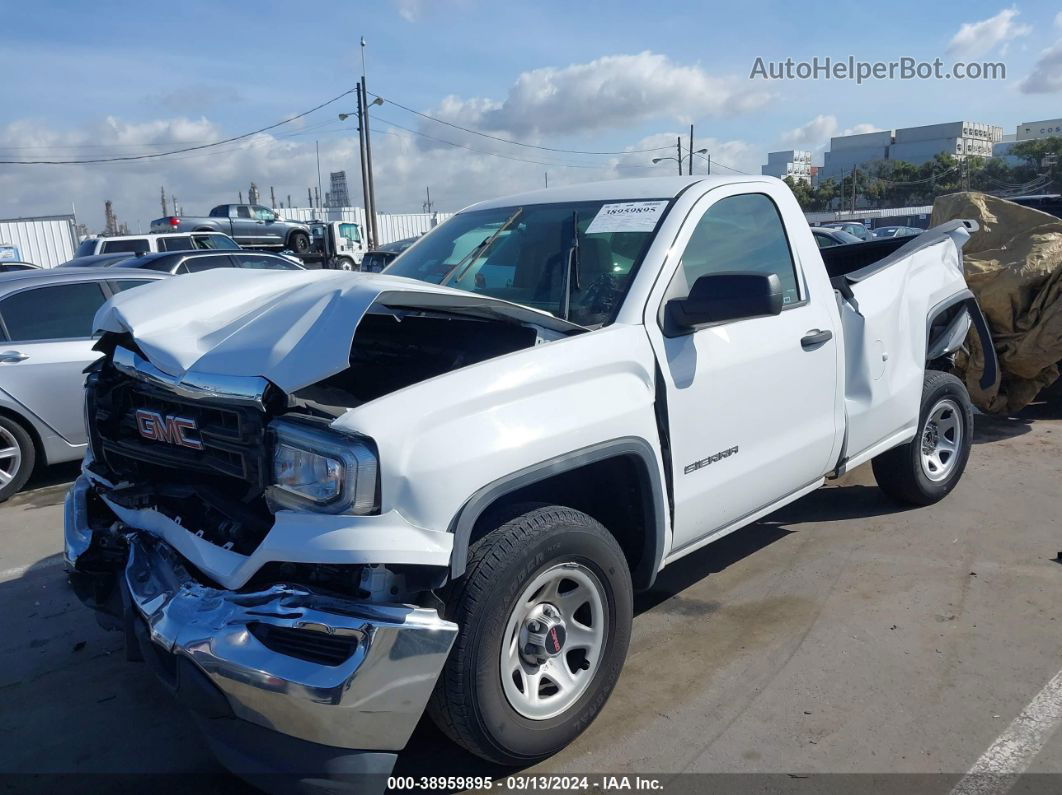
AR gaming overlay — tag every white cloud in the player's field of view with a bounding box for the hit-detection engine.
[422,52,771,139]
[393,0,425,22]
[947,7,1031,58]
[1056,11,1062,28]
[1019,39,1062,93]
[0,52,770,232]
[779,115,881,151]
[0,113,760,233]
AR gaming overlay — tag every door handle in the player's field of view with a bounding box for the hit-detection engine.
[0,350,29,363]
[801,329,833,350]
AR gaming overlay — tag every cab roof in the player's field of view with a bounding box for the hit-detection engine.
[462,175,776,213]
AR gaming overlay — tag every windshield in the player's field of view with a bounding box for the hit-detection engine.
[383,200,665,327]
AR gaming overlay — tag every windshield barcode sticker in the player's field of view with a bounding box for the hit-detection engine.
[585,201,668,234]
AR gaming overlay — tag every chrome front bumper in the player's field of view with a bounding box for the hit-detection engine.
[64,475,458,753]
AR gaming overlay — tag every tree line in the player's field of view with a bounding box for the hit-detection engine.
[784,137,1061,212]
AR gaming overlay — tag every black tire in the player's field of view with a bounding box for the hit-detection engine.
[288,231,310,254]
[336,257,355,271]
[428,506,633,765]
[872,370,974,506]
[0,415,36,501]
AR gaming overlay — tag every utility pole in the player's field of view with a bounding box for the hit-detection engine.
[544,172,548,188]
[688,125,694,176]
[706,154,711,175]
[308,187,313,207]
[172,195,178,216]
[314,187,320,208]
[160,186,167,217]
[354,82,373,247]
[270,186,276,209]
[287,194,292,209]
[423,186,434,214]
[315,141,323,211]
[676,137,683,176]
[361,76,380,249]
[239,191,244,204]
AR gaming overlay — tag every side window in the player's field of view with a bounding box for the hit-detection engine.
[181,255,234,273]
[236,206,252,219]
[676,193,800,306]
[101,238,150,254]
[209,206,226,217]
[339,223,360,243]
[192,234,238,250]
[108,279,156,293]
[253,206,274,221]
[76,239,98,256]
[234,254,298,270]
[0,282,108,341]
[159,236,193,251]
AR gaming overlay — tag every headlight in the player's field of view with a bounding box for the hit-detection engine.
[266,418,378,515]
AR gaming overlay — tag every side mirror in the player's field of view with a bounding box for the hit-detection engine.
[666,272,783,331]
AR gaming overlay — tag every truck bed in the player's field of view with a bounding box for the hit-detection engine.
[821,220,979,281]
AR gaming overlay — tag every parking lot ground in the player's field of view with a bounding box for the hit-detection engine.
[1,402,1060,792]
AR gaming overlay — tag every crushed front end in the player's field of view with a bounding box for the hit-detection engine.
[65,337,457,789]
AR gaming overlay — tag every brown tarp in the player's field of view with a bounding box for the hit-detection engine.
[930,192,1062,413]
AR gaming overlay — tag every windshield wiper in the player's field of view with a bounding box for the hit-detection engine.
[441,207,523,286]
[559,210,580,321]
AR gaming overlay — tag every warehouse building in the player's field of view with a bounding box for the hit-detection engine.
[761,150,813,184]
[819,121,1003,181]
[0,214,77,268]
[1015,117,1062,141]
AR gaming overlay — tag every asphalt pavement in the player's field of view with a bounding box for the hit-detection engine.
[1,403,1060,792]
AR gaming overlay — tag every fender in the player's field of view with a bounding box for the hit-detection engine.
[447,436,668,589]
[926,289,998,390]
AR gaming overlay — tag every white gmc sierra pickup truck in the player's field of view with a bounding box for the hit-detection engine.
[66,176,996,789]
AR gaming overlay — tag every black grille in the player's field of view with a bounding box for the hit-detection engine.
[88,367,270,494]
[247,623,359,666]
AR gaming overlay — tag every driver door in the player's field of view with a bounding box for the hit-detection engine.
[643,184,842,555]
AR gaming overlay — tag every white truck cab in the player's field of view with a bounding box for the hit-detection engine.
[66,176,996,790]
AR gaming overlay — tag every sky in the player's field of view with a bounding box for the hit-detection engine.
[1,0,1060,231]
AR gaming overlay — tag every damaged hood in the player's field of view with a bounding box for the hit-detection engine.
[94,269,583,393]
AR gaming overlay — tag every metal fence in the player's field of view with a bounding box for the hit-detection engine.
[0,215,77,268]
[805,206,933,224]
[277,207,454,246]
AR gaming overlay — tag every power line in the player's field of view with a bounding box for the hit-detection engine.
[368,92,673,156]
[693,151,748,174]
[372,115,655,171]
[0,88,358,165]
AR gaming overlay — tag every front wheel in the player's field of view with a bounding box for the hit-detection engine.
[336,257,355,271]
[428,506,632,765]
[872,370,974,505]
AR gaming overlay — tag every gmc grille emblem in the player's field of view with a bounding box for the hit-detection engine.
[134,409,203,451]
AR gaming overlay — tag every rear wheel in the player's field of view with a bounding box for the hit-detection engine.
[0,416,36,501]
[289,231,310,254]
[428,506,632,765]
[872,370,973,505]
[336,257,355,271]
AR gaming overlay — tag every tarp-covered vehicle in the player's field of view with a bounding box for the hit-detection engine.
[931,192,1062,413]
